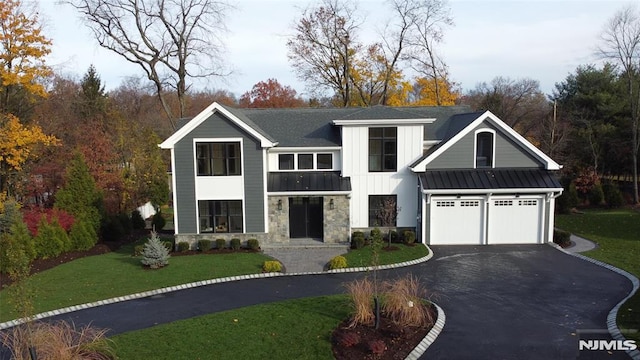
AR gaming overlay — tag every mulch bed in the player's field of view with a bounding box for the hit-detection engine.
[332,304,436,360]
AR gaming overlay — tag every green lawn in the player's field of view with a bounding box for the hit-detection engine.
[341,243,429,268]
[112,295,350,359]
[556,209,640,342]
[0,239,273,322]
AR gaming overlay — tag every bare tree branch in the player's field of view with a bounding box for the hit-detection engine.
[65,0,231,129]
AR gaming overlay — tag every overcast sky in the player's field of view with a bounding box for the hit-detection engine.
[40,0,627,98]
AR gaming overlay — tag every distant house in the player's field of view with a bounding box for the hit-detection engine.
[159,103,563,247]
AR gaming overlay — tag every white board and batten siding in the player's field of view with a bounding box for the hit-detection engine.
[341,125,424,228]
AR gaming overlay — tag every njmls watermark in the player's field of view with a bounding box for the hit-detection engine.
[576,329,638,352]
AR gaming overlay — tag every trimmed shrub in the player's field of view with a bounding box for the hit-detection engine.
[557,182,579,214]
[370,228,382,242]
[328,255,348,270]
[133,245,144,257]
[230,238,241,251]
[389,230,399,243]
[603,182,624,208]
[247,238,260,250]
[69,219,98,251]
[588,183,604,206]
[34,218,71,259]
[152,211,166,231]
[262,260,282,272]
[553,229,571,247]
[162,240,174,252]
[131,210,146,230]
[215,238,226,249]
[117,213,132,235]
[177,241,190,252]
[351,231,365,249]
[0,221,36,274]
[100,215,125,242]
[141,230,170,268]
[403,230,416,245]
[198,239,211,251]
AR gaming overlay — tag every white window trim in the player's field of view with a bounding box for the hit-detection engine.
[193,138,245,177]
[276,152,335,171]
[473,129,496,169]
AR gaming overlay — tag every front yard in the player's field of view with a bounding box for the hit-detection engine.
[556,209,640,342]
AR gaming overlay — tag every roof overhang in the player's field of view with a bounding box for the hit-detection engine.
[332,118,435,126]
[159,102,277,149]
[410,111,562,172]
[421,188,563,195]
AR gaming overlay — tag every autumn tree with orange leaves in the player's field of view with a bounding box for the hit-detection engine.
[0,0,58,196]
[239,79,306,108]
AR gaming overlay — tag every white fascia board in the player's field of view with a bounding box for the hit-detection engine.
[410,111,562,171]
[422,187,563,195]
[267,191,351,196]
[159,102,277,149]
[269,146,342,152]
[332,118,435,126]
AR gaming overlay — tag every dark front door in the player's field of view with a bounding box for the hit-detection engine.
[289,197,323,239]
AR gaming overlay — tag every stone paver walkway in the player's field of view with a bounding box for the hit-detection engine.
[566,234,598,253]
[262,243,349,273]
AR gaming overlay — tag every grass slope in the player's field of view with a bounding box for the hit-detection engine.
[0,240,272,322]
[342,243,429,268]
[112,295,350,359]
[556,209,640,342]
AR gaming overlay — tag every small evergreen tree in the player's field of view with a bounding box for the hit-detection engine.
[140,230,170,269]
[55,152,103,233]
[70,219,98,251]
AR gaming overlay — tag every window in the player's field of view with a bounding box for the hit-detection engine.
[278,154,294,170]
[368,195,398,227]
[476,132,494,168]
[317,153,333,169]
[197,142,241,176]
[198,200,243,233]
[369,127,397,172]
[298,154,313,170]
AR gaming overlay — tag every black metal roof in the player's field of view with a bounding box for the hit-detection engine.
[267,171,352,192]
[419,169,562,190]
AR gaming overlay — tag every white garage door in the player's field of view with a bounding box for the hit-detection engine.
[429,197,484,245]
[487,197,543,244]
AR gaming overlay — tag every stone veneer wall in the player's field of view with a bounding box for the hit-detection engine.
[175,195,352,248]
[323,195,350,243]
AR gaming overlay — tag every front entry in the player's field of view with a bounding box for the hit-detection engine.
[289,197,323,239]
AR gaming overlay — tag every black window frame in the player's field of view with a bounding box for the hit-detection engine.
[298,154,314,170]
[198,200,243,233]
[278,154,294,170]
[476,132,494,168]
[369,127,397,172]
[368,195,398,227]
[317,153,333,169]
[196,142,241,176]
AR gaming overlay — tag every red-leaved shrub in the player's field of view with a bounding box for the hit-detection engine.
[368,340,386,355]
[336,331,360,348]
[23,208,75,236]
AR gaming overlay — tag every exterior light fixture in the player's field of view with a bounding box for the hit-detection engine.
[329,199,335,210]
[277,199,283,210]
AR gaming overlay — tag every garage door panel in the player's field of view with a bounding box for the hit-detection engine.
[430,198,484,245]
[488,198,542,244]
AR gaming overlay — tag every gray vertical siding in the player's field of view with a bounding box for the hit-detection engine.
[174,112,265,234]
[427,122,542,169]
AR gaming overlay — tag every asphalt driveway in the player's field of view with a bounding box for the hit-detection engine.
[37,245,634,359]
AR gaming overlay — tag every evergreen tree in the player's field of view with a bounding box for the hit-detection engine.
[76,64,108,120]
[140,230,170,269]
[55,152,103,233]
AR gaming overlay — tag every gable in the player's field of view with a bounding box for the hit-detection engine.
[411,111,561,171]
[426,122,542,169]
[159,102,276,149]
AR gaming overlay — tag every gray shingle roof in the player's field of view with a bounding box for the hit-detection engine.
[267,171,352,192]
[419,169,562,190]
[227,105,472,147]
